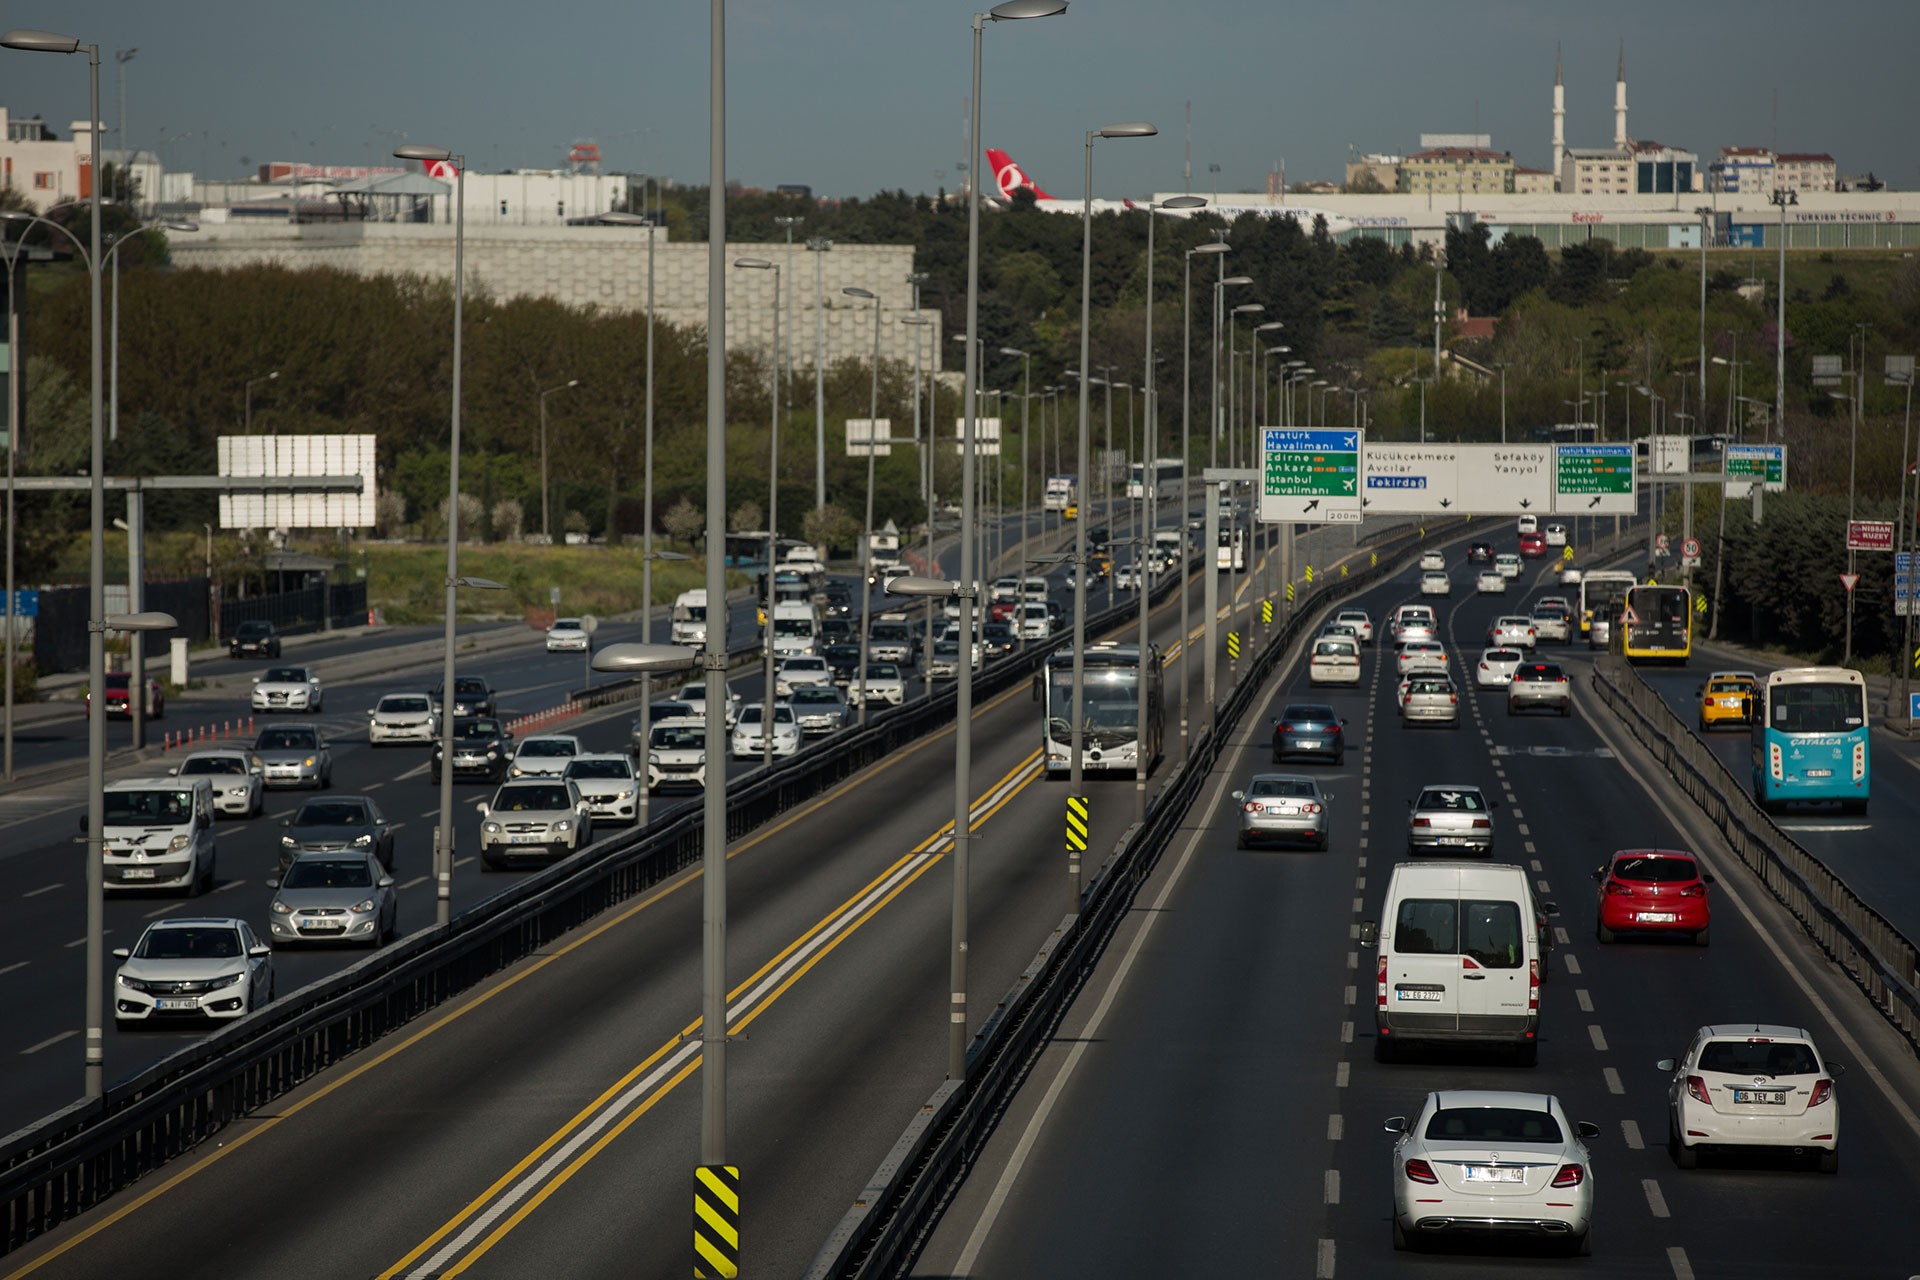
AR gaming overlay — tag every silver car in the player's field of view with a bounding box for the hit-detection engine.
[1400,674,1460,727]
[1231,774,1330,850]
[267,851,398,947]
[251,723,334,789]
[251,665,324,713]
[786,684,852,735]
[564,753,642,825]
[1530,608,1571,644]
[1407,783,1499,856]
[478,779,594,870]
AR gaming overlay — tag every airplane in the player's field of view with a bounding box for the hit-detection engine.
[984,147,1352,234]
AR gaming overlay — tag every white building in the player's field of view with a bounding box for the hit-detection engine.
[0,107,94,210]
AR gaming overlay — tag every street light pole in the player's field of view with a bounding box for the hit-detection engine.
[244,369,279,433]
[736,259,780,765]
[1180,242,1227,764]
[538,378,580,543]
[845,286,882,725]
[774,215,805,503]
[807,237,831,512]
[999,346,1032,650]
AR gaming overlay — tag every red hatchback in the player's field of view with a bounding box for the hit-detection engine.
[1518,531,1547,558]
[1592,849,1713,945]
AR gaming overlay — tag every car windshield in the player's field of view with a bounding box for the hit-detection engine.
[652,725,704,749]
[1247,778,1317,799]
[566,759,633,780]
[1424,1107,1563,1144]
[237,622,272,638]
[867,664,900,680]
[454,719,501,740]
[293,801,371,826]
[553,619,582,630]
[790,689,836,705]
[783,659,826,672]
[256,729,318,750]
[1612,855,1697,882]
[262,668,306,683]
[1281,705,1336,723]
[455,679,487,695]
[379,696,431,713]
[520,740,577,758]
[1314,641,1356,657]
[179,757,245,776]
[103,789,196,823]
[1415,789,1487,812]
[283,858,375,889]
[494,785,569,811]
[136,926,242,960]
[1409,678,1451,694]
[1698,1039,1820,1076]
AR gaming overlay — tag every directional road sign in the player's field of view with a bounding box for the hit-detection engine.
[1357,443,1553,516]
[1260,428,1362,523]
[1723,443,1787,497]
[1554,444,1636,515]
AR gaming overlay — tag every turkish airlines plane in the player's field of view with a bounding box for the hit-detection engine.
[985,147,1351,234]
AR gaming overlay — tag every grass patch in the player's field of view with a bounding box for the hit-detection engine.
[363,544,730,626]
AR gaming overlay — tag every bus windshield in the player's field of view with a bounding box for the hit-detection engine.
[1769,683,1865,735]
[1046,667,1140,747]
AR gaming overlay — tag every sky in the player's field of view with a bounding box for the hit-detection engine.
[4,0,1916,199]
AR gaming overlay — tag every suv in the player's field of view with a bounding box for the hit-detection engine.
[432,675,497,718]
[477,779,593,870]
[1508,661,1572,716]
[1465,541,1495,566]
[96,777,219,894]
[228,620,282,659]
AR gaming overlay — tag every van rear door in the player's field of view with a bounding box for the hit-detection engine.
[1385,868,1463,1034]
[1455,896,1531,1036]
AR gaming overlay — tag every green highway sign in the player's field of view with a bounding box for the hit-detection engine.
[1724,443,1787,495]
[1260,428,1362,523]
[1553,444,1635,515]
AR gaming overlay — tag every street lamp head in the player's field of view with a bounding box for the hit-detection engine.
[1189,242,1230,258]
[393,143,457,163]
[1266,345,1289,355]
[900,316,932,326]
[987,0,1068,21]
[805,237,832,252]
[1255,321,1285,333]
[1096,122,1158,139]
[842,286,876,300]
[774,215,804,228]
[452,576,507,590]
[1232,303,1265,315]
[1220,275,1253,287]
[591,642,700,675]
[883,575,960,598]
[596,212,650,226]
[101,611,176,633]
[1157,195,1207,211]
[1,29,85,53]
[734,258,773,270]
[998,346,1026,357]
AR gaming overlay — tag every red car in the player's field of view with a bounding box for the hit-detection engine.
[89,671,166,719]
[1592,849,1712,945]
[1518,531,1547,558]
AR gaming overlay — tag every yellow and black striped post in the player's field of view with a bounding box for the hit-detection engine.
[1260,599,1273,625]
[1066,796,1089,893]
[694,1164,740,1278]
[1226,631,1240,661]
[1285,582,1295,603]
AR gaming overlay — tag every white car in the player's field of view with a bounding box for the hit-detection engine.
[848,662,908,707]
[1397,641,1449,676]
[1560,563,1584,586]
[1495,552,1522,580]
[113,916,275,1028]
[1419,570,1451,597]
[367,692,438,746]
[477,778,594,869]
[1418,549,1446,572]
[1475,646,1526,688]
[251,665,324,713]
[170,749,264,818]
[774,655,834,698]
[1334,609,1374,644]
[1308,637,1362,687]
[1386,1090,1596,1255]
[731,702,801,759]
[564,753,642,825]
[1488,615,1537,651]
[1474,570,1507,595]
[675,680,741,730]
[1544,522,1568,548]
[1530,609,1571,644]
[545,617,590,652]
[645,718,708,791]
[1659,1024,1840,1173]
[509,733,584,778]
[1016,602,1054,640]
[1114,560,1156,590]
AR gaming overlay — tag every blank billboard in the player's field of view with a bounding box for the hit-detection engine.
[217,433,377,529]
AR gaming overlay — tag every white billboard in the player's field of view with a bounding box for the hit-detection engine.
[217,433,377,529]
[950,417,1001,457]
[846,418,893,457]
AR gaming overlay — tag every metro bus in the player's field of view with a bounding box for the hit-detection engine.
[1578,570,1636,649]
[1043,475,1079,512]
[1620,584,1692,664]
[1037,641,1165,777]
[1750,667,1870,814]
[1127,458,1186,502]
[1216,523,1246,572]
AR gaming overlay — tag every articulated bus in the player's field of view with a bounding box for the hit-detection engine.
[1620,584,1692,664]
[1750,667,1870,814]
[1216,523,1246,572]
[1579,570,1636,649]
[1037,642,1164,777]
[1127,458,1186,502]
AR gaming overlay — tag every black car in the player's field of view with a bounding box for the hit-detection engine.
[1086,526,1111,552]
[819,616,856,644]
[229,620,282,659]
[1270,702,1347,765]
[820,642,863,685]
[820,589,854,620]
[432,675,497,718]
[980,621,1017,658]
[279,795,395,873]
[1466,541,1495,566]
[431,716,515,785]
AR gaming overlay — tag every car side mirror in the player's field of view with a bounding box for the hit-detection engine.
[1591,868,1606,882]
[280,818,291,828]
[378,876,396,889]
[1703,873,1717,885]
[1404,798,1414,809]
[248,944,272,958]
[1230,791,1245,802]
[1339,718,1348,726]
[1382,1116,1406,1134]
[112,947,130,960]
[1827,1062,1846,1080]
[251,676,261,684]
[1489,799,1501,809]
[1740,696,1754,719]
[265,878,281,890]
[1693,686,1703,696]
[1576,1121,1600,1140]
[1540,901,1559,916]
[476,803,490,818]
[1656,1058,1678,1072]
[167,765,181,776]
[1359,920,1379,948]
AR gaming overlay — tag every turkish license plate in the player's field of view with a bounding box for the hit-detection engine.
[1640,912,1677,923]
[510,834,546,845]
[1805,768,1832,778]
[300,923,344,934]
[1463,1165,1525,1183]
[1296,740,1322,749]
[121,867,157,880]
[1395,987,1443,1001]
[154,998,197,1010]
[1733,1088,1787,1105]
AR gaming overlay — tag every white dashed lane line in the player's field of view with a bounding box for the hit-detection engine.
[1621,1118,1645,1149]
[1327,1114,1343,1141]
[1588,1024,1609,1051]
[20,1030,77,1055]
[0,960,27,977]
[1669,1245,1695,1278]
[1576,988,1594,1012]
[22,883,61,898]
[1643,1178,1670,1217]
[1603,1067,1625,1095]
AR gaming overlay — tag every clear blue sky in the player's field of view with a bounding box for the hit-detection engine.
[5,0,1914,197]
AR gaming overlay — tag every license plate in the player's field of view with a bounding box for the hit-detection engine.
[300,923,344,933]
[1805,768,1832,778]
[1463,1165,1525,1183]
[121,867,157,880]
[510,834,547,845]
[1267,805,1293,815]
[1395,988,1442,1001]
[1733,1089,1786,1105]
[1297,740,1322,749]
[1640,912,1677,923]
[154,998,198,1010]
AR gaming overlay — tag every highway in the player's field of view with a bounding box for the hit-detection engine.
[913,536,1920,1278]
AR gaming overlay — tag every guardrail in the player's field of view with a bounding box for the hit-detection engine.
[1587,655,1920,1049]
[804,519,1453,1278]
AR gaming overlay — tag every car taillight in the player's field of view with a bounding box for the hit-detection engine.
[1528,957,1540,1010]
[1606,881,1634,896]
[1679,883,1706,897]
[1301,802,1323,814]
[1243,802,1262,814]
[1471,818,1490,829]
[1853,741,1867,783]
[1277,724,1296,734]
[1404,1158,1438,1185]
[1449,694,1458,705]
[1478,662,1489,671]
[1412,817,1431,828]
[1809,1079,1834,1107]
[1551,1163,1585,1188]
[1686,1075,1710,1104]
[1376,954,1389,1009]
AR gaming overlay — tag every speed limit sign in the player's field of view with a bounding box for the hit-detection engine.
[1655,533,1671,553]
[1681,537,1701,559]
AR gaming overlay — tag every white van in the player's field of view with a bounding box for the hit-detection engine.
[1516,514,1539,536]
[670,590,709,646]
[1361,861,1554,1066]
[769,601,820,658]
[93,776,219,894]
[1308,635,1361,686]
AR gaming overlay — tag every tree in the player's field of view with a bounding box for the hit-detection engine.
[802,503,861,557]
[490,499,524,542]
[661,496,704,547]
[729,499,762,532]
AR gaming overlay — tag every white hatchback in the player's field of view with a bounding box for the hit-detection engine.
[730,702,801,759]
[1495,552,1522,580]
[1475,647,1525,688]
[1418,550,1446,572]
[1308,637,1362,687]
[368,693,438,746]
[1335,609,1375,643]
[1474,570,1507,595]
[510,734,584,778]
[1397,641,1449,676]
[1659,1024,1840,1173]
[545,618,590,652]
[1419,570,1451,597]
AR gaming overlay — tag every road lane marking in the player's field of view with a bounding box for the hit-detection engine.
[1327,1114,1343,1141]
[1340,1021,1353,1044]
[1335,1062,1349,1088]
[1643,1178,1669,1218]
[0,961,27,978]
[1563,954,1581,976]
[1576,988,1593,1012]
[1622,1119,1644,1149]
[1603,1067,1625,1095]
[22,883,60,898]
[1669,1245,1694,1278]
[1315,1239,1335,1279]
[1323,1169,1339,1205]
[20,1030,76,1055]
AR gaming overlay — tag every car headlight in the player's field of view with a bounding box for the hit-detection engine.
[205,972,243,990]
[280,835,296,847]
[270,899,292,915]
[302,755,318,768]
[511,766,525,777]
[168,833,192,853]
[554,819,573,832]
[482,821,501,834]
[352,833,372,847]
[350,897,377,914]
[649,752,663,765]
[118,974,153,992]
[486,749,498,759]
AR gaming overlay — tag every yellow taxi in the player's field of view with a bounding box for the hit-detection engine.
[1062,502,1079,521]
[1696,670,1759,731]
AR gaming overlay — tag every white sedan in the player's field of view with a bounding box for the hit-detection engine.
[563,753,642,825]
[1396,641,1449,676]
[1560,563,1585,586]
[113,917,275,1028]
[1419,571,1451,597]
[509,734,584,778]
[1418,549,1446,572]
[1475,646,1526,688]
[1334,609,1374,644]
[1659,1023,1840,1173]
[368,693,439,746]
[170,749,265,818]
[774,656,835,697]
[848,662,908,707]
[1488,616,1537,650]
[1474,570,1507,595]
[545,617,590,652]
[251,665,324,713]
[676,680,741,729]
[1386,1090,1596,1255]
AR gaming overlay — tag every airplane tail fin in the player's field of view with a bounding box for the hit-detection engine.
[985,148,1055,201]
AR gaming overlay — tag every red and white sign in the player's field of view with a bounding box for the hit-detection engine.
[1681,537,1701,560]
[1840,573,1860,593]
[1847,520,1895,551]
[425,159,463,179]
[1654,533,1671,552]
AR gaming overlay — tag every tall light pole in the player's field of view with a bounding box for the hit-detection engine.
[1000,345,1032,650]
[1211,272,1252,467]
[538,377,580,542]
[1494,360,1510,443]
[844,286,884,724]
[1074,117,1150,901]
[244,369,279,433]
[1180,242,1227,763]
[960,0,1067,1080]
[807,237,831,511]
[736,258,780,765]
[775,215,804,495]
[1772,189,1797,452]
[1695,206,1713,434]
[903,315,937,690]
